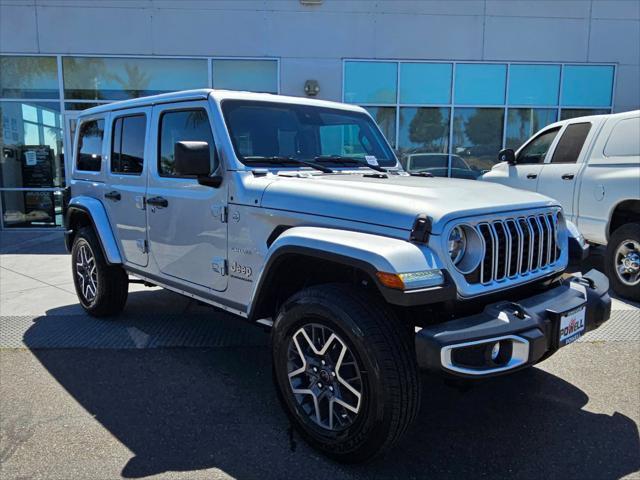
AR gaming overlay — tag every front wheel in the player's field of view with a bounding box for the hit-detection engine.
[71,227,129,317]
[606,223,640,302]
[271,284,420,463]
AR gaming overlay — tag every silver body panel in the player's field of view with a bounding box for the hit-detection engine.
[69,90,569,316]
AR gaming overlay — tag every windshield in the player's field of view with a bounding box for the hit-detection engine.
[221,100,397,168]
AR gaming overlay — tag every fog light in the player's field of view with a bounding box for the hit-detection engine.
[490,342,500,361]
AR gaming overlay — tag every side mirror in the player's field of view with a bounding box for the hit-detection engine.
[174,141,211,176]
[498,148,516,165]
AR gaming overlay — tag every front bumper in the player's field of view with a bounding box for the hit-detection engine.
[415,269,611,378]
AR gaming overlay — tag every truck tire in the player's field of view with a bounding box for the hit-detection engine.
[271,284,420,463]
[606,223,640,302]
[71,226,128,317]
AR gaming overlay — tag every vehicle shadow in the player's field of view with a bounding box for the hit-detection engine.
[21,303,640,480]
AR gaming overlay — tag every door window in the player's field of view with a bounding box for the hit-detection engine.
[158,109,216,177]
[111,114,146,175]
[551,122,592,164]
[516,127,560,164]
[76,119,104,171]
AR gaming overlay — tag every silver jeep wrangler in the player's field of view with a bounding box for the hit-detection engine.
[65,89,611,462]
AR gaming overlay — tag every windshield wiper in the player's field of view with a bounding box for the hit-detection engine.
[313,155,388,173]
[242,156,333,173]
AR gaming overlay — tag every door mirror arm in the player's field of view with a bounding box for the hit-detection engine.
[197,175,223,188]
[498,148,517,165]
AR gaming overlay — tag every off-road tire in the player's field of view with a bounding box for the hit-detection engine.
[71,226,128,317]
[271,284,420,463]
[606,223,640,302]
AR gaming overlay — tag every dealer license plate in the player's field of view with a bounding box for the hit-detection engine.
[558,305,586,347]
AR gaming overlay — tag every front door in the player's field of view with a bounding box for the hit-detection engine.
[104,107,150,267]
[483,126,561,191]
[146,101,228,292]
[536,122,594,223]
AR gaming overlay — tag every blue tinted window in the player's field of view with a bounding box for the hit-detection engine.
[454,64,506,105]
[212,60,278,93]
[561,66,614,107]
[344,62,397,104]
[400,63,452,104]
[506,108,558,149]
[508,65,560,106]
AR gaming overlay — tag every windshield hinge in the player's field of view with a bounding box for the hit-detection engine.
[211,205,228,223]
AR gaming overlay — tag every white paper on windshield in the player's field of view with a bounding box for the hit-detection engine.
[365,155,379,166]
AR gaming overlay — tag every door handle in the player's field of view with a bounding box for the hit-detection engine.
[561,173,575,180]
[146,196,168,208]
[104,190,121,201]
[526,173,538,179]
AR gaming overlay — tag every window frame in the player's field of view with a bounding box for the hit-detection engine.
[342,59,616,176]
[157,106,218,179]
[515,126,562,165]
[110,112,147,176]
[74,116,106,174]
[549,122,593,165]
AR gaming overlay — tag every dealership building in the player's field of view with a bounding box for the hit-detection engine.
[0,0,638,230]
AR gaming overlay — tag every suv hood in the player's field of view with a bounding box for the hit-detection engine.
[261,174,558,234]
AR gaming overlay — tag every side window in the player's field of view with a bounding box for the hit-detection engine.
[159,109,216,177]
[111,115,146,175]
[604,118,640,157]
[551,122,592,164]
[516,128,560,165]
[76,119,104,172]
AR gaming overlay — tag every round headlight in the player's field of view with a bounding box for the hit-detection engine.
[448,226,466,265]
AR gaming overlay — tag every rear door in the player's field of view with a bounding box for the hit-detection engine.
[536,122,594,222]
[104,108,150,267]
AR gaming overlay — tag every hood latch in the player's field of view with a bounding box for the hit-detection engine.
[410,214,432,244]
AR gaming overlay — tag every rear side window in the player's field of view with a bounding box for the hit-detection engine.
[111,115,146,175]
[159,109,216,177]
[604,118,640,157]
[76,119,104,172]
[516,127,560,165]
[551,122,592,164]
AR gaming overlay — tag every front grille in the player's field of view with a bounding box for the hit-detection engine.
[472,212,560,284]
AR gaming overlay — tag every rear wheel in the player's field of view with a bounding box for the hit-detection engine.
[271,284,420,463]
[71,227,128,317]
[606,223,640,302]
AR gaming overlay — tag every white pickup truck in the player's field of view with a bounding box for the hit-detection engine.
[482,111,640,301]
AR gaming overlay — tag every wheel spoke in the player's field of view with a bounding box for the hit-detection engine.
[335,344,362,411]
[286,323,363,432]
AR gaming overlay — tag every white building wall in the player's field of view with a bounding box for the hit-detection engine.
[1,0,638,110]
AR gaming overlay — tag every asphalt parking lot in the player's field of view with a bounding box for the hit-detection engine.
[1,231,639,480]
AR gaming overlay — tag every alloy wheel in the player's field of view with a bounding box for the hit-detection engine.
[614,239,640,287]
[76,243,98,303]
[287,323,363,431]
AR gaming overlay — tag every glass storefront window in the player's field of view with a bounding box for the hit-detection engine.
[62,57,208,100]
[398,107,450,169]
[1,101,64,188]
[505,108,558,149]
[344,62,397,104]
[1,189,63,228]
[452,108,504,173]
[0,56,60,99]
[364,107,396,148]
[212,60,278,93]
[508,65,560,106]
[561,65,614,107]
[560,108,611,121]
[64,102,103,111]
[400,63,452,104]
[454,64,506,105]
